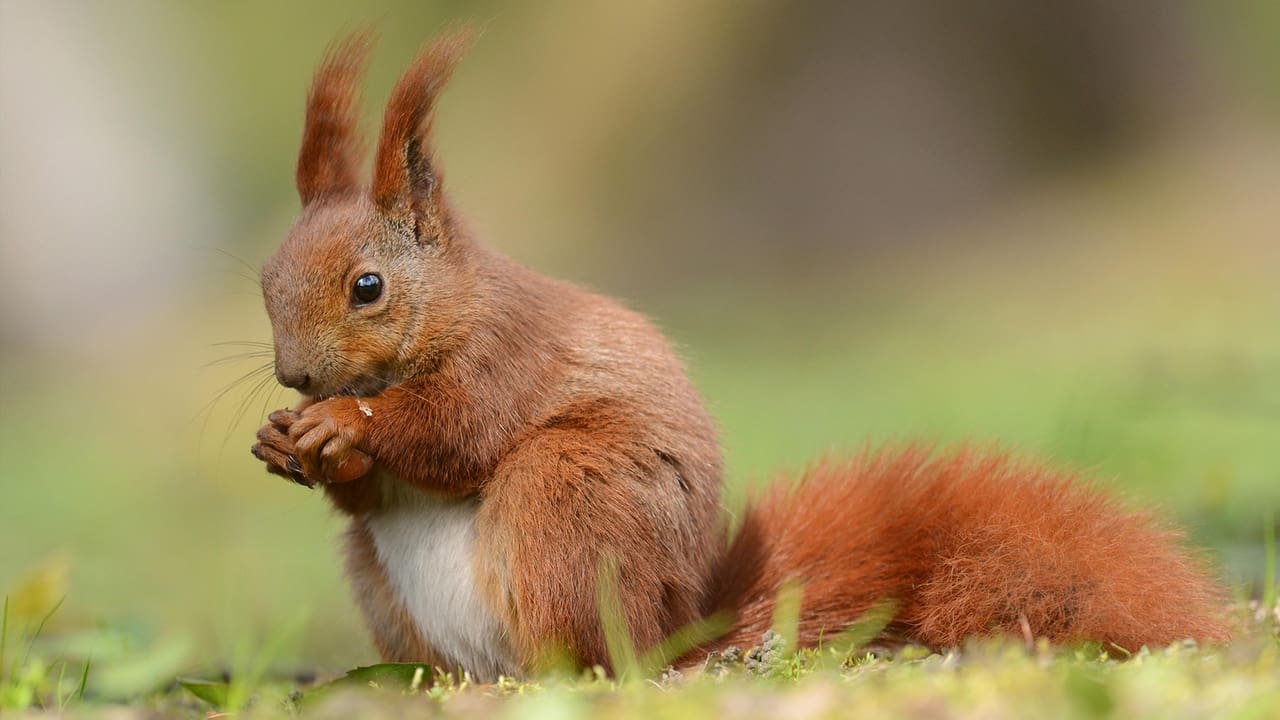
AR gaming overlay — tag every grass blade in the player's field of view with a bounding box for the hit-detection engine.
[596,557,640,683]
[638,611,732,675]
[77,655,91,703]
[20,595,65,670]
[770,580,804,656]
[178,677,231,709]
[294,663,434,709]
[1,596,9,687]
[820,599,898,667]
[1263,510,1277,620]
[56,660,68,712]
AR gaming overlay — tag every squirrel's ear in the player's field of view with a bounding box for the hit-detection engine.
[371,28,473,243]
[296,32,374,206]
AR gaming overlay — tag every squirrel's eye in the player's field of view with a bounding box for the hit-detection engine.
[351,273,383,305]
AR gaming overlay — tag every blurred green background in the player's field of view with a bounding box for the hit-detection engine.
[1,0,1277,681]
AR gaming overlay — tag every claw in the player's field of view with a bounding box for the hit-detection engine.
[285,456,314,487]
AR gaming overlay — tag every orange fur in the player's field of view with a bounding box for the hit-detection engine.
[295,32,373,204]
[700,448,1229,657]
[371,28,473,240]
[250,30,1231,678]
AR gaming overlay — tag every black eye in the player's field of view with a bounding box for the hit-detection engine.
[351,273,383,305]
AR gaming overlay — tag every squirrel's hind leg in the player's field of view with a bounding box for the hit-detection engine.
[476,425,710,673]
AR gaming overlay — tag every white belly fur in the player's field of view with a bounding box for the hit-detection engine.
[364,478,515,680]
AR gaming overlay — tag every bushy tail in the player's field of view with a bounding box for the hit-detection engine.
[700,447,1230,656]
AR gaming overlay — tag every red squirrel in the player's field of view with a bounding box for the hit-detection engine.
[249,31,1229,680]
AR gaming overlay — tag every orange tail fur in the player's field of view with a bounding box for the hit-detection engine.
[703,447,1230,656]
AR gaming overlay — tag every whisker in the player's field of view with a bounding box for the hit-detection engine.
[211,340,274,349]
[210,247,264,289]
[374,373,435,406]
[196,363,275,421]
[194,362,275,475]
[204,351,274,369]
[216,268,263,288]
[224,290,268,300]
[259,381,289,433]
[332,352,437,408]
[223,370,278,450]
[210,371,277,475]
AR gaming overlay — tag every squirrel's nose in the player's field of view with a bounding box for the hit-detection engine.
[276,367,312,391]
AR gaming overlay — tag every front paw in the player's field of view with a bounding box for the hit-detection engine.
[251,408,311,486]
[288,399,375,484]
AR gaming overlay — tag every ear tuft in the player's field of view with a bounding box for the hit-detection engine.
[371,27,475,240]
[296,31,375,205]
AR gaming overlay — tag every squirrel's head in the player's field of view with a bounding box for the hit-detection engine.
[262,31,475,398]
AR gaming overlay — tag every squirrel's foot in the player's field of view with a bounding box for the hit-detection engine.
[288,398,375,484]
[252,408,311,486]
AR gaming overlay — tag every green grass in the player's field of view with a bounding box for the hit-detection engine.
[5,598,1278,717]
